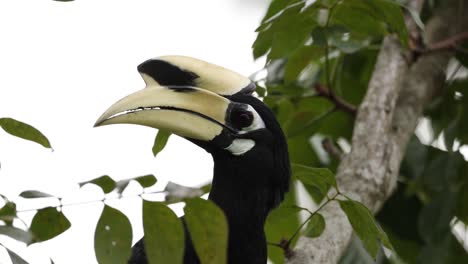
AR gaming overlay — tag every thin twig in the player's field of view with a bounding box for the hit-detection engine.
[286,193,339,247]
[414,31,468,54]
[314,83,357,114]
[322,138,344,160]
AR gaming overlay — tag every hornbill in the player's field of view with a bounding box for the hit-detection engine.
[95,56,291,264]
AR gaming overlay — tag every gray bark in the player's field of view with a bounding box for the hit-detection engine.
[286,1,468,263]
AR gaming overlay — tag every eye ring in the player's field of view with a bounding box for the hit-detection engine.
[230,107,254,130]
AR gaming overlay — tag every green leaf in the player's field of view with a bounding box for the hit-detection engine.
[19,190,55,199]
[3,245,29,264]
[0,118,51,149]
[266,206,302,226]
[116,174,157,193]
[253,2,318,60]
[0,226,33,244]
[304,213,326,238]
[184,198,228,264]
[370,0,409,45]
[143,201,184,264]
[264,186,301,264]
[0,201,16,224]
[260,0,302,23]
[339,200,393,259]
[326,25,370,54]
[284,45,325,82]
[418,192,457,244]
[80,175,116,194]
[134,174,157,188]
[95,205,132,264]
[30,207,71,243]
[292,164,336,195]
[329,0,408,45]
[152,130,171,157]
[331,1,387,37]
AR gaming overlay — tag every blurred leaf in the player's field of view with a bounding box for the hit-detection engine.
[284,45,324,82]
[339,200,393,258]
[0,118,51,149]
[30,207,71,243]
[80,175,116,194]
[339,235,375,264]
[116,174,157,194]
[0,226,33,244]
[326,25,370,53]
[19,190,54,199]
[368,0,409,45]
[418,232,468,264]
[143,201,184,264]
[456,183,468,224]
[418,192,457,244]
[286,105,335,138]
[95,205,132,264]
[260,0,302,23]
[400,136,428,180]
[152,130,171,157]
[184,198,228,264]
[422,150,464,193]
[276,99,295,128]
[316,110,354,140]
[3,245,29,264]
[292,164,336,195]
[0,201,16,225]
[330,0,408,44]
[304,213,325,238]
[455,42,468,67]
[377,183,423,244]
[334,50,377,105]
[331,1,387,37]
[253,28,274,60]
[268,6,317,60]
[253,2,318,60]
[164,182,204,204]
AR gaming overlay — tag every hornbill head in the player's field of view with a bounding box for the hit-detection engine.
[95,56,290,208]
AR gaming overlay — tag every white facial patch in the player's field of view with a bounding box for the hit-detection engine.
[239,105,266,133]
[224,139,255,156]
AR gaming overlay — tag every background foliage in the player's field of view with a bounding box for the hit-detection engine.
[1,0,467,263]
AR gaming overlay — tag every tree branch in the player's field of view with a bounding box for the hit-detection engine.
[424,31,468,52]
[286,0,467,262]
[314,83,357,115]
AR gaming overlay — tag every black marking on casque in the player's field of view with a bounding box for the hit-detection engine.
[238,82,256,95]
[167,85,197,93]
[138,59,199,87]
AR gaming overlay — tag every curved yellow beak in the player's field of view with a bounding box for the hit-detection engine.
[95,85,232,141]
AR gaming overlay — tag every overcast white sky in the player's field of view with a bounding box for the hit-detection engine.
[0,0,268,263]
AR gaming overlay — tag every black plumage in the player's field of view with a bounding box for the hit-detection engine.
[95,56,290,264]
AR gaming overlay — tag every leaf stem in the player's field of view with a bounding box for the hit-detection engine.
[287,192,339,246]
